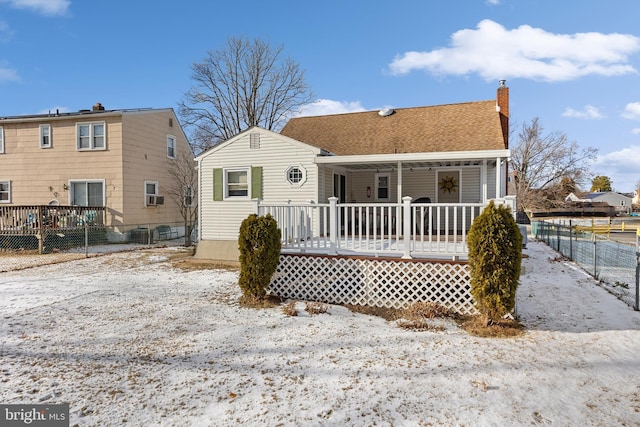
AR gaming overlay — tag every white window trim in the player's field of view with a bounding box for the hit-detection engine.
[285,165,307,187]
[68,179,106,206]
[167,134,176,159]
[375,172,391,201]
[39,124,51,148]
[144,180,159,207]
[0,126,4,154]
[0,180,11,203]
[224,167,250,200]
[76,122,106,151]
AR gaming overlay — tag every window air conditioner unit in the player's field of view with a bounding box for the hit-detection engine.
[148,195,164,206]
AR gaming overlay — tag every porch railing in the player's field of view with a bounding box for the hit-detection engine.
[257,196,516,259]
[0,205,106,233]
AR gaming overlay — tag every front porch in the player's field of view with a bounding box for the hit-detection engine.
[259,196,517,260]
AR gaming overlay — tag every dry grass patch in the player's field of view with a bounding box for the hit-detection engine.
[396,302,454,331]
[168,250,240,272]
[281,300,298,317]
[342,304,401,321]
[305,301,329,315]
[457,315,525,338]
[239,294,283,308]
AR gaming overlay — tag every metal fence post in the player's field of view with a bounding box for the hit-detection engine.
[84,221,89,258]
[592,235,597,278]
[635,252,639,311]
[569,219,573,260]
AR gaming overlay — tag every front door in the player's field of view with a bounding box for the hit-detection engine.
[333,173,346,203]
[436,170,461,232]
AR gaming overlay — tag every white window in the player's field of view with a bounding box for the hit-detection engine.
[0,180,10,203]
[375,173,390,201]
[40,124,51,148]
[0,126,4,153]
[167,135,176,159]
[225,168,249,198]
[145,181,159,206]
[70,180,104,206]
[183,186,195,207]
[77,122,106,150]
[286,165,307,186]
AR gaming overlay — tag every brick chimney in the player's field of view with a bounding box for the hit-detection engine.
[497,80,509,148]
[92,102,105,111]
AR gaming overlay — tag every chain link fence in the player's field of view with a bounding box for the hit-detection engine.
[0,222,195,272]
[534,220,640,310]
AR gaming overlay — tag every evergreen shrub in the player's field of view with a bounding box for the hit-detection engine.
[467,201,522,325]
[238,213,281,299]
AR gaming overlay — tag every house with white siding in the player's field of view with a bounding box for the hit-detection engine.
[194,82,513,264]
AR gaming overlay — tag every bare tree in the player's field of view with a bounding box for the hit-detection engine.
[179,36,314,153]
[511,118,597,213]
[165,151,198,246]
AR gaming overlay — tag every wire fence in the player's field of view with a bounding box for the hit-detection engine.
[0,221,195,272]
[534,220,640,311]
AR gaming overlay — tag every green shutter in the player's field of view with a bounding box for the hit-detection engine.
[251,166,263,199]
[213,168,223,201]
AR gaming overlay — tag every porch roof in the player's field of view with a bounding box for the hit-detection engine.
[314,148,510,170]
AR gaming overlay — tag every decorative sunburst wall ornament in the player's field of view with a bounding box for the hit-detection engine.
[440,175,458,193]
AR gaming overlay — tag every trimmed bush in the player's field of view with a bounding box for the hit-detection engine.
[238,213,281,299]
[467,201,522,325]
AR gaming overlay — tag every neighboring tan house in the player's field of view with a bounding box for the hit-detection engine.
[0,103,193,240]
[195,82,512,263]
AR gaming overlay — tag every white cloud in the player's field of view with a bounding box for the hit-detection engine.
[622,102,640,120]
[37,106,69,115]
[0,62,18,82]
[632,128,640,135]
[0,21,14,42]
[0,0,70,16]
[593,146,640,191]
[486,0,500,4]
[295,99,367,117]
[562,105,604,119]
[388,19,640,82]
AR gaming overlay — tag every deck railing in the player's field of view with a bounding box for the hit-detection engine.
[258,196,516,259]
[0,205,106,233]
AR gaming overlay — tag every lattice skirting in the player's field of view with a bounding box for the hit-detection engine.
[269,254,477,315]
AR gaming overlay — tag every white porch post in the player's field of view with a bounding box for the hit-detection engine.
[495,157,502,198]
[253,198,260,214]
[397,161,403,204]
[402,196,412,259]
[397,161,404,235]
[481,159,487,203]
[328,196,338,255]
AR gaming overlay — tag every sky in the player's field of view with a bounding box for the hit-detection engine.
[1,0,640,192]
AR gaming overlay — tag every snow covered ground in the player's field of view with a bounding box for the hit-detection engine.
[1,240,640,426]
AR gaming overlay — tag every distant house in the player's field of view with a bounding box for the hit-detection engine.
[566,191,633,215]
[0,103,193,239]
[195,82,513,263]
